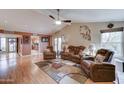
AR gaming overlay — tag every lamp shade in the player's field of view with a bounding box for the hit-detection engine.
[88,44,95,51]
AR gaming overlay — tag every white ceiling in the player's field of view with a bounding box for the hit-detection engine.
[47,9,124,22]
[0,9,124,35]
[0,9,66,35]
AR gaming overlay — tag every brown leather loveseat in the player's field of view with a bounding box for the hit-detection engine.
[81,49,115,82]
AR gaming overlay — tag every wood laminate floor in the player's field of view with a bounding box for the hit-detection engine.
[0,53,56,84]
[0,53,123,84]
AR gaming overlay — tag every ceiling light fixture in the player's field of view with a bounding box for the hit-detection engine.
[55,9,61,25]
[55,20,61,25]
[49,9,71,25]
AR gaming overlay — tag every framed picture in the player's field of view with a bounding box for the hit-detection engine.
[80,25,91,41]
[41,37,49,42]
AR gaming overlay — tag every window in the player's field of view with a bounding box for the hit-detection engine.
[101,31,123,57]
[0,37,6,51]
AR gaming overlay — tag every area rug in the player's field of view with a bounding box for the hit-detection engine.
[35,60,87,84]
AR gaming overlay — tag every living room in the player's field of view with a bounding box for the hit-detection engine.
[47,10,124,84]
[1,0,124,92]
[0,9,124,84]
[51,21,124,84]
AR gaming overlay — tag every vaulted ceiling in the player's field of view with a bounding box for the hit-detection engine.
[0,9,124,35]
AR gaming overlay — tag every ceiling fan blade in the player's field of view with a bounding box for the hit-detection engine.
[49,15,55,20]
[62,20,71,23]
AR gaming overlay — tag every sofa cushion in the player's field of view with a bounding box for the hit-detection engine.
[68,45,85,55]
[61,52,70,56]
[69,51,74,56]
[44,52,54,55]
[72,55,80,59]
[74,47,80,55]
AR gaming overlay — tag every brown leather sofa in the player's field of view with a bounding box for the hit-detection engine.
[43,46,56,60]
[81,49,115,82]
[61,45,85,64]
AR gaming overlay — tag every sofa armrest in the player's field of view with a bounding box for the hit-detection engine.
[91,62,115,70]
[83,56,94,61]
[43,51,56,55]
[90,62,115,82]
[52,51,56,54]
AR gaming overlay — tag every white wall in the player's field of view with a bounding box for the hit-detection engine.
[52,21,124,51]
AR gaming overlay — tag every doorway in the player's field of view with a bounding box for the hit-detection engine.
[0,37,18,61]
[8,38,17,53]
[31,36,40,55]
[54,37,62,56]
[0,37,17,53]
[0,37,6,52]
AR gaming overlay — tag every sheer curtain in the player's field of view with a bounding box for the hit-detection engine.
[101,31,123,57]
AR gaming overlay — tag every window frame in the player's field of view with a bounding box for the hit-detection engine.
[100,28,124,58]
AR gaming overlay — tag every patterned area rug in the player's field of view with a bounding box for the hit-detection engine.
[35,60,87,84]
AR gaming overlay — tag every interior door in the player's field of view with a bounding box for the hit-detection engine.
[8,38,17,53]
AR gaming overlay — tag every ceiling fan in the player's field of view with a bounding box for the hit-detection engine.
[49,9,71,25]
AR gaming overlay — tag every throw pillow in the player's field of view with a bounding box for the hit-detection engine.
[70,51,74,55]
[95,54,105,63]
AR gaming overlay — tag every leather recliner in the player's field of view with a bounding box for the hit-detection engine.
[81,49,115,82]
[43,46,56,60]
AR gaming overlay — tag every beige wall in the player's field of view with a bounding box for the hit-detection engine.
[52,21,124,50]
